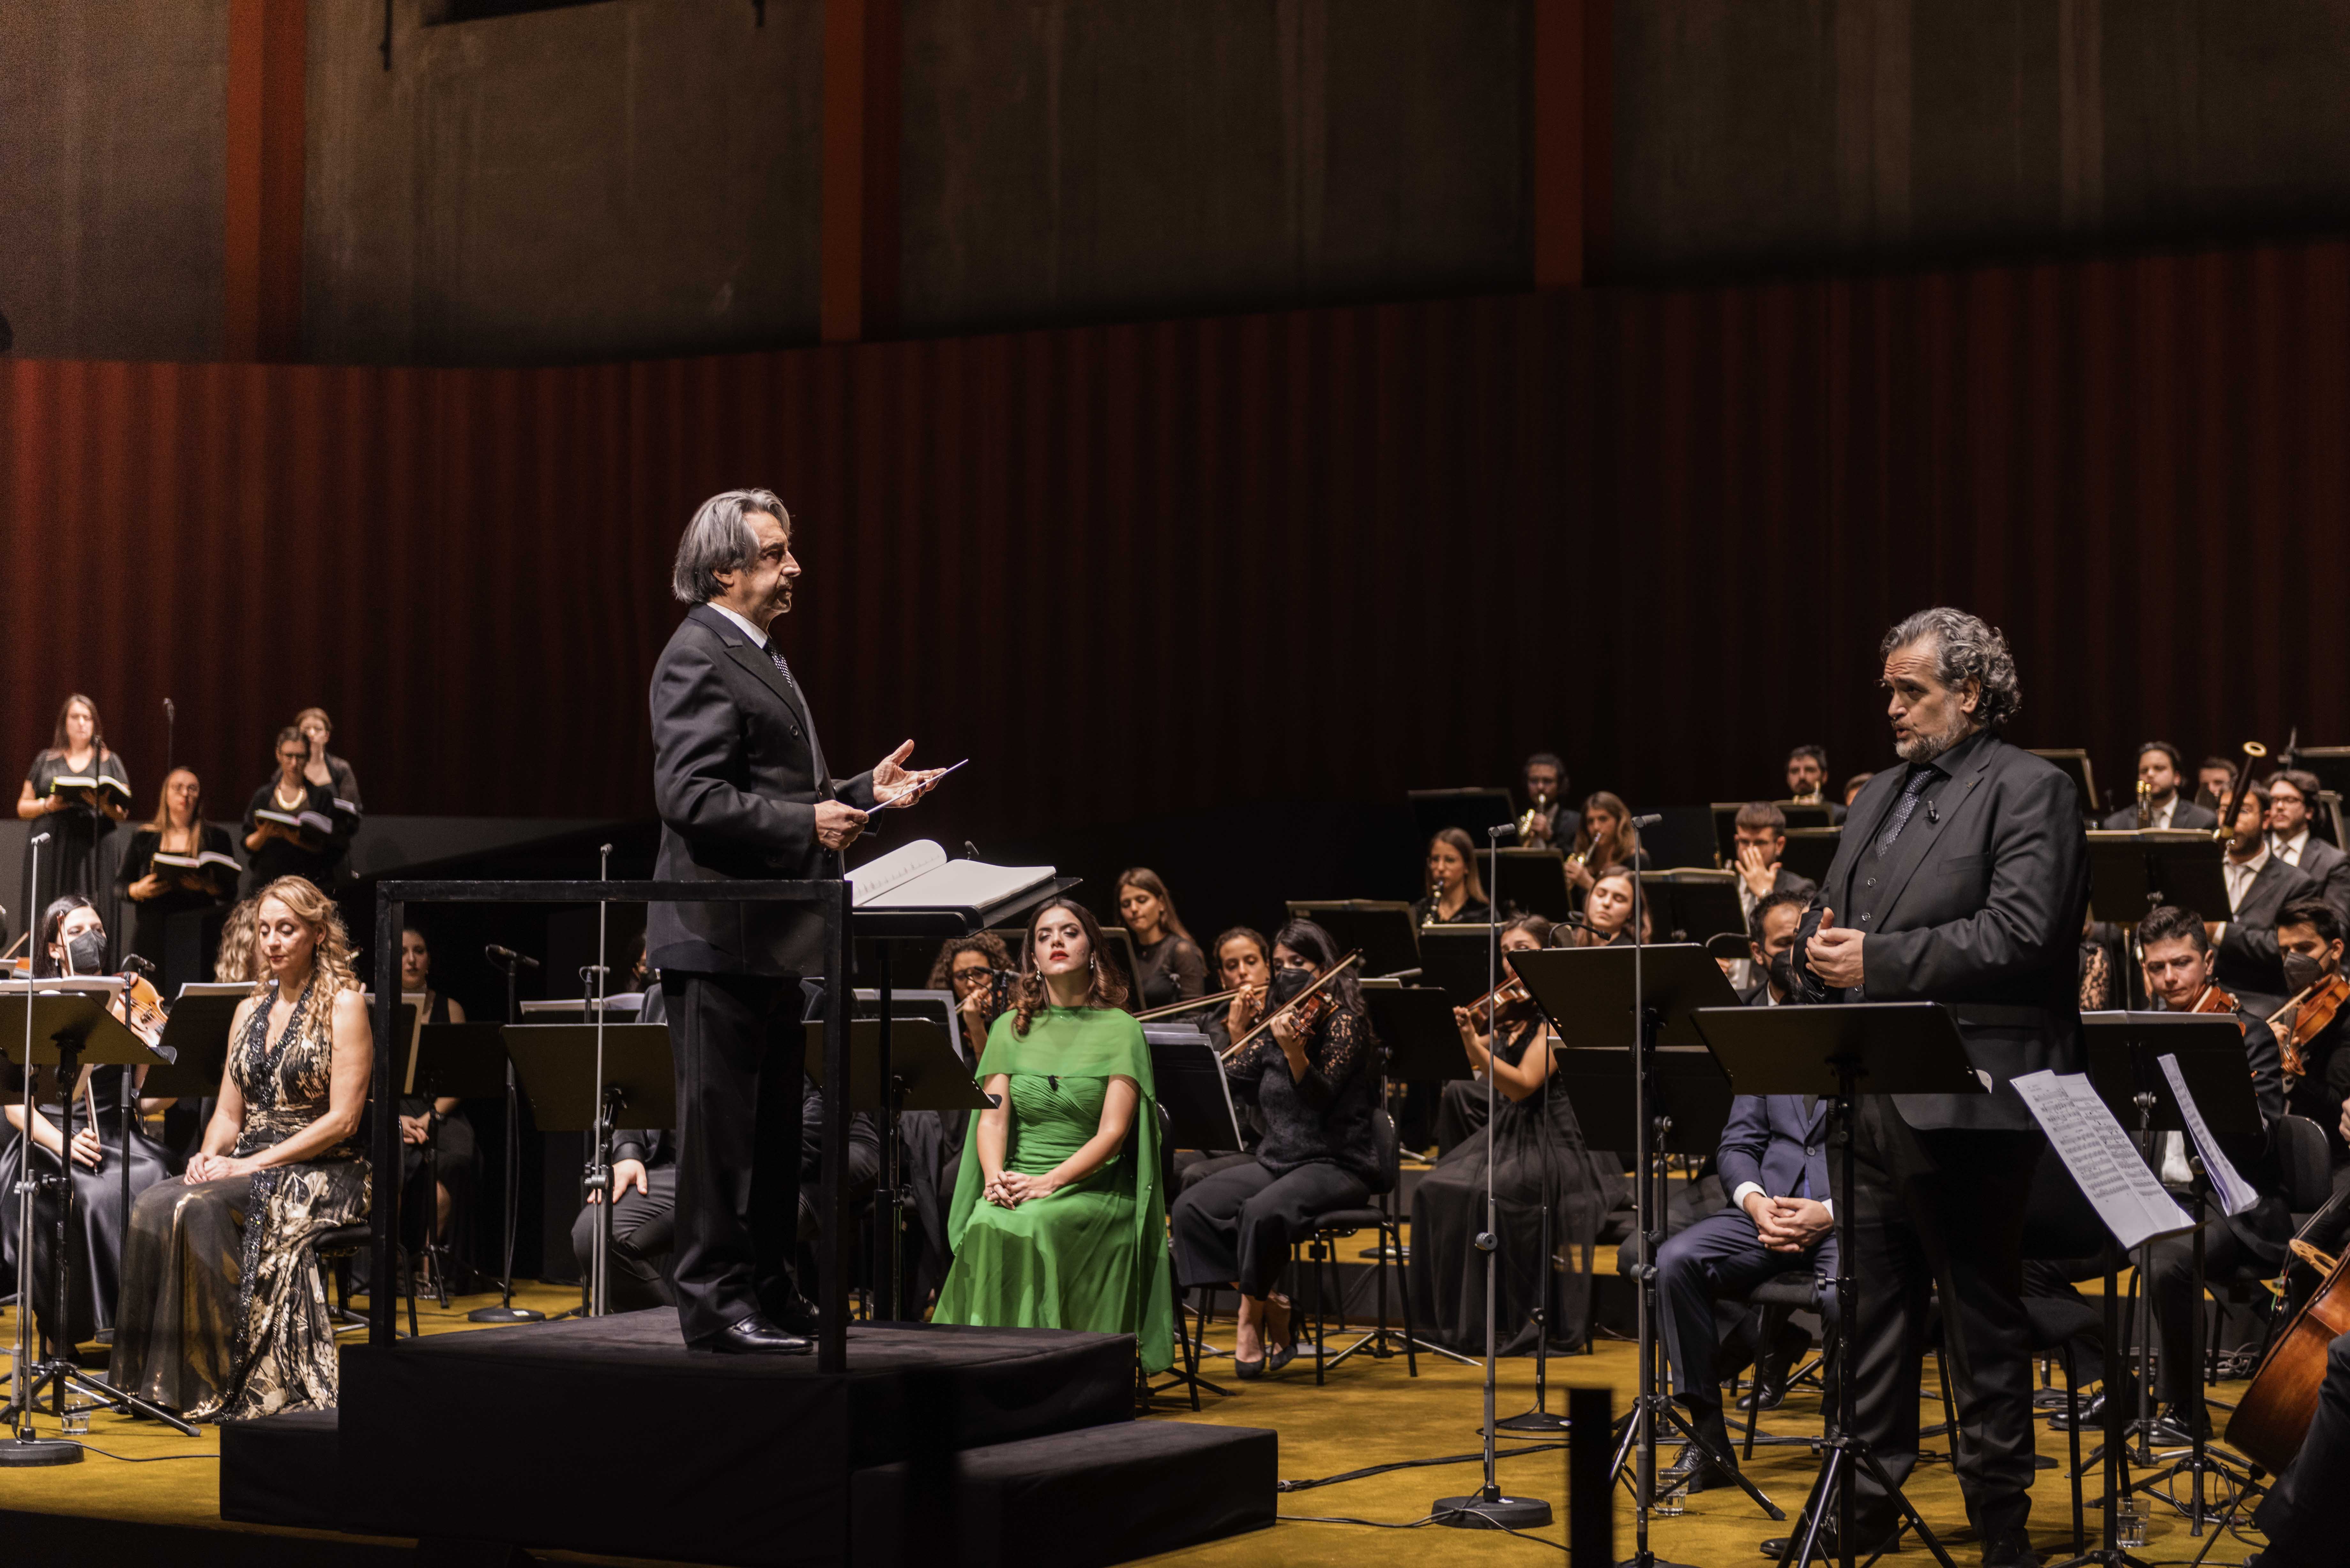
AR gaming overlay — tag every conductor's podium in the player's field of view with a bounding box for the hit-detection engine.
[220,1311,1274,1566]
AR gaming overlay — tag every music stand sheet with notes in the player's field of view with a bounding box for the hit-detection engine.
[2011,1069,2196,1251]
[2157,1053,2257,1217]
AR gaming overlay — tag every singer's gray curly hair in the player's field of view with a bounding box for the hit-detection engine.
[1880,607,2021,731]
[672,488,789,604]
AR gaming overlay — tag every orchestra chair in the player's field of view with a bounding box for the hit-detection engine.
[314,1220,419,1339]
[1292,1108,1417,1386]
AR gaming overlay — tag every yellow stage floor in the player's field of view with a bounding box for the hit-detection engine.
[0,1284,2273,1567]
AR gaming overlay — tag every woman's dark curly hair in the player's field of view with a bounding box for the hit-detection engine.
[1012,901,1129,1036]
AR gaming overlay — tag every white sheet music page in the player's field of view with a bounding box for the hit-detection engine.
[2157,1054,2258,1217]
[2012,1070,2196,1251]
[850,838,1056,911]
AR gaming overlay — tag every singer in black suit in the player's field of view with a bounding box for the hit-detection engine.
[1790,608,2089,1568]
[647,489,941,1355]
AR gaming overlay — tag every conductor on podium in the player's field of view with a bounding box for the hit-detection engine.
[1789,607,2088,1567]
[649,489,943,1355]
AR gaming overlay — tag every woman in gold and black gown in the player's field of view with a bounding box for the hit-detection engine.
[108,875,371,1421]
[0,897,177,1355]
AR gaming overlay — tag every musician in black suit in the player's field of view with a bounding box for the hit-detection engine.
[2212,780,2320,1016]
[647,488,942,1355]
[2100,740,2218,831]
[1790,607,2089,1567]
[2267,768,2350,927]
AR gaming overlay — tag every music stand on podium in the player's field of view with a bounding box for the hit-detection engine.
[1690,1001,1982,1568]
[2073,1011,2263,1555]
[1,981,195,1462]
[1509,944,1779,1556]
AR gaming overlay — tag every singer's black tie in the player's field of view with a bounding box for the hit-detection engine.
[1877,765,1940,856]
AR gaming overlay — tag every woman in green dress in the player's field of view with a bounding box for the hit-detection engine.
[932,899,1174,1372]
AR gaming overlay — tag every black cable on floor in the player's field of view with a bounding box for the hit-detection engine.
[1280,1508,1569,1552]
[1276,1438,1567,1493]
[67,1442,216,1462]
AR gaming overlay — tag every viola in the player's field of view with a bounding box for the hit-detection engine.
[2269,971,2350,1086]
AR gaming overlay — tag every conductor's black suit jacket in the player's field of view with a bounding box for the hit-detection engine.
[647,603,877,977]
[1794,730,2091,1133]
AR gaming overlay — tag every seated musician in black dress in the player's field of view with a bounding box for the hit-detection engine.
[1173,927,1279,1194]
[1653,890,1838,1496]
[1411,828,1490,925]
[1433,914,1550,1155]
[1171,919,1384,1377]
[0,897,176,1355]
[397,926,479,1286]
[1118,867,1207,1010]
[243,727,356,896]
[118,767,238,995]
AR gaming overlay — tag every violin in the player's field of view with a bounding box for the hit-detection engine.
[115,968,168,1047]
[1220,952,1362,1062]
[2267,970,2350,1087]
[2188,983,2243,1022]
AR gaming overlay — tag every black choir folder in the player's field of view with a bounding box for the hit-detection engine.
[848,839,1056,912]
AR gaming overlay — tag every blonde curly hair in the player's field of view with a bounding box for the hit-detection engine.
[250,876,361,1002]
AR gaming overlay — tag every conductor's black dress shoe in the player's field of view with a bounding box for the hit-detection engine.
[707,1313,812,1355]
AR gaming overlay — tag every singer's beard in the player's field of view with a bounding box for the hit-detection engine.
[1895,714,1973,764]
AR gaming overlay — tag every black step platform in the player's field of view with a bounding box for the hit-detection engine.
[336,1310,1137,1565]
[851,1420,1277,1568]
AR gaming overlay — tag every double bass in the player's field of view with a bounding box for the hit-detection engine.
[2229,1236,2350,1472]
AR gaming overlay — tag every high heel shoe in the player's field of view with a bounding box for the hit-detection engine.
[1233,1353,1265,1380]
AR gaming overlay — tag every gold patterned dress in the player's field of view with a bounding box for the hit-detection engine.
[106,974,370,1420]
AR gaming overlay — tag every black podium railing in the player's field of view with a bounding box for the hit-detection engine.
[369,879,851,1368]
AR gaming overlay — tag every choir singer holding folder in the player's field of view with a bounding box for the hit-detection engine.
[648,488,945,1356]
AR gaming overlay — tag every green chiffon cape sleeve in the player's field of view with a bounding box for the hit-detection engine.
[944,1006,1173,1369]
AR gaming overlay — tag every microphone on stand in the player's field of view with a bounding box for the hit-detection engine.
[121,954,157,976]
[484,944,541,971]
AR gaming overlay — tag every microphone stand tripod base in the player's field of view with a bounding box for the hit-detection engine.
[1490,1408,1573,1434]
[466,1304,544,1323]
[1432,1490,1552,1530]
[0,1436,82,1466]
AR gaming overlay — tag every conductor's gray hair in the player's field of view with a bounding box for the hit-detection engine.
[671,488,788,604]
[1880,607,2022,731]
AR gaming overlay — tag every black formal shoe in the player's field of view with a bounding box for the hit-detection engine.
[1657,1442,1740,1497]
[1981,1533,2042,1568]
[1758,1526,1900,1560]
[2146,1404,2210,1447]
[706,1313,812,1355]
[768,1294,821,1336]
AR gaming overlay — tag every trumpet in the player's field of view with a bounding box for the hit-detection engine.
[1517,791,1550,849]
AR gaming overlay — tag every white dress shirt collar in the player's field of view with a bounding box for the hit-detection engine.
[2274,827,2312,865]
[705,601,770,649]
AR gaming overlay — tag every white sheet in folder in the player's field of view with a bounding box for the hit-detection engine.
[849,838,1056,911]
[2158,1053,2258,1217]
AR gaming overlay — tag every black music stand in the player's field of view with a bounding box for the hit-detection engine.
[1780,828,1842,889]
[1713,803,1835,867]
[1480,847,1573,921]
[1353,988,1480,1371]
[1508,944,1778,1555]
[1690,1002,1981,1568]
[1639,807,1720,873]
[1414,925,1496,1006]
[2084,833,2229,1010]
[1148,1033,1247,1404]
[410,1022,513,1305]
[142,981,252,1099]
[2074,1011,2264,1552]
[806,1016,993,1323]
[0,986,194,1455]
[1640,871,1747,945]
[1284,901,1421,981]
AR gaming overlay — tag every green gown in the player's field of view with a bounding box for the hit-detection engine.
[931,1006,1174,1372]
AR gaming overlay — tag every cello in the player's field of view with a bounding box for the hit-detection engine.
[2227,1235,2350,1472]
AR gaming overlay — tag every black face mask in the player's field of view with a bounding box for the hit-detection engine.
[1765,950,1798,997]
[2283,951,2331,998]
[1270,965,1315,1005]
[62,930,105,976]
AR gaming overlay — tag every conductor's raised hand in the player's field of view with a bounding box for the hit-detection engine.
[869,740,947,810]
[1805,907,1867,990]
[814,800,868,852]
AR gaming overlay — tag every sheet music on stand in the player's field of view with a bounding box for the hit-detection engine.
[2156,1054,2257,1217]
[2010,1070,2198,1252]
